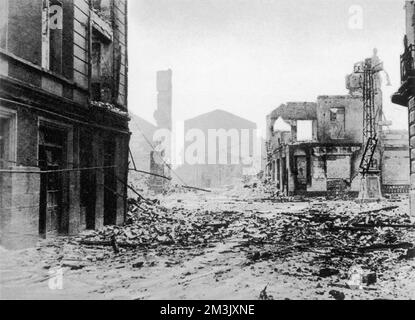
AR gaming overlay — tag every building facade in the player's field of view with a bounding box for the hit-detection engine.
[392,1,415,216]
[0,0,129,248]
[176,109,257,188]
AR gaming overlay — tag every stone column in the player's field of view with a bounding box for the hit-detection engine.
[93,132,104,229]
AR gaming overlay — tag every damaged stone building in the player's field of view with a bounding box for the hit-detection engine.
[392,1,415,215]
[0,0,129,248]
[266,98,363,195]
[267,61,409,196]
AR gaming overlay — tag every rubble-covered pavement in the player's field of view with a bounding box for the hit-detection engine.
[1,184,415,300]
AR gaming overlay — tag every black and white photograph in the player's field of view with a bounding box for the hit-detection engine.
[0,0,415,304]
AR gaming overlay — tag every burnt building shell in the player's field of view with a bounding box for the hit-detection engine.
[265,90,406,196]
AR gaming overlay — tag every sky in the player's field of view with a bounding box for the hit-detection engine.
[128,0,408,135]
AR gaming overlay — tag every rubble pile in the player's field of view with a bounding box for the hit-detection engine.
[239,203,415,273]
[226,179,304,203]
[80,198,242,249]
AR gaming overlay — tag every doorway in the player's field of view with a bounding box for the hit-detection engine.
[295,156,308,191]
[38,125,67,236]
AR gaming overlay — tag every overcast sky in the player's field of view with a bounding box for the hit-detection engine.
[128,0,408,135]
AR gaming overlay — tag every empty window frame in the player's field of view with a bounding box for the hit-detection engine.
[91,29,113,102]
[297,120,313,142]
[329,107,346,139]
[0,107,17,168]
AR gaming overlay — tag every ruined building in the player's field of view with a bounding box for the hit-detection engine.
[0,0,129,248]
[266,98,363,195]
[392,0,415,216]
[176,109,257,188]
[150,70,173,193]
[267,58,409,196]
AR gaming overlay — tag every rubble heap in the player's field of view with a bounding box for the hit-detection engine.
[240,202,415,275]
[80,198,242,248]
[225,179,304,203]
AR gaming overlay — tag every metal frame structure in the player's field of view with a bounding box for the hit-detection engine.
[359,58,379,175]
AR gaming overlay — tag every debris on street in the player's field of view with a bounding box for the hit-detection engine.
[2,183,415,300]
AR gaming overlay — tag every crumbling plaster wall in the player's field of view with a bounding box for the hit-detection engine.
[317,95,363,144]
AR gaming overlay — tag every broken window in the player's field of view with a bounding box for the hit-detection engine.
[91,0,112,21]
[273,117,291,134]
[91,30,113,102]
[42,0,63,73]
[297,120,313,141]
[0,107,16,168]
[329,107,346,139]
[91,0,102,10]
[91,42,102,79]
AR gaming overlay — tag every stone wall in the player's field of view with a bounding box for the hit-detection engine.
[0,167,40,250]
[381,131,410,187]
[317,95,363,144]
